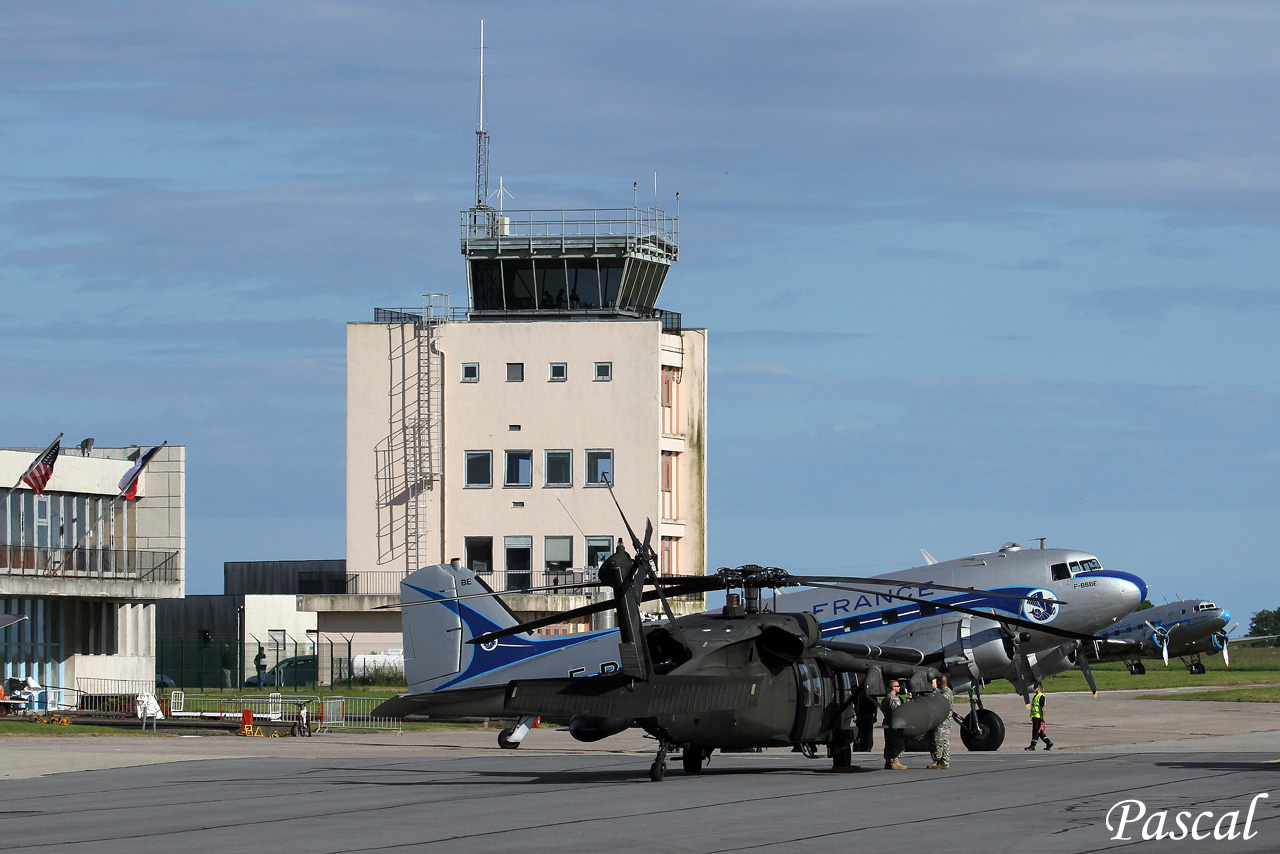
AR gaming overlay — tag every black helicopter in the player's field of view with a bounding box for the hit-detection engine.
[439,492,1080,781]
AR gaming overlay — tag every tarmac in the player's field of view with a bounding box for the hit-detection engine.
[2,688,1277,852]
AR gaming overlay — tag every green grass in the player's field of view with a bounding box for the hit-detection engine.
[1136,686,1280,703]
[976,646,1280,695]
[0,720,150,736]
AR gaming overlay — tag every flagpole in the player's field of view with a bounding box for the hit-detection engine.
[2,432,63,500]
[70,441,167,551]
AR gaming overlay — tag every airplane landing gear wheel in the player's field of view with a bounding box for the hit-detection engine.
[959,709,1005,751]
[498,727,520,749]
[1190,662,1207,675]
[1128,661,1146,675]
[682,747,705,775]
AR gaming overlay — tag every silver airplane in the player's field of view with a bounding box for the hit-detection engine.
[1092,599,1275,674]
[376,541,1145,752]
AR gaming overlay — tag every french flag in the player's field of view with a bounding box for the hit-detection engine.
[118,443,166,500]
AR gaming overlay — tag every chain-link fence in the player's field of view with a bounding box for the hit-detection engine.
[156,634,353,692]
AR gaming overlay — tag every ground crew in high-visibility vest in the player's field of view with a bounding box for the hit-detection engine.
[1025,683,1054,751]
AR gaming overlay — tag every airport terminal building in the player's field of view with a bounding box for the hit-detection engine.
[346,205,708,627]
[0,443,185,689]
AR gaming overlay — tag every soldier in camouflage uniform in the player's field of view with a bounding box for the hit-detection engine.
[882,679,908,770]
[928,674,954,770]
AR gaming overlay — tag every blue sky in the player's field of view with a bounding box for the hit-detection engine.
[3,2,1277,629]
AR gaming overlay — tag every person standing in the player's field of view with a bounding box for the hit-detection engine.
[1026,683,1054,750]
[882,679,908,770]
[254,645,268,687]
[927,674,954,769]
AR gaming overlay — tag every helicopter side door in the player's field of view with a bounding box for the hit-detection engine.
[791,660,832,743]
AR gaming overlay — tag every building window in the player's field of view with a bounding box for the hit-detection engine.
[506,362,524,382]
[269,629,286,651]
[545,450,572,487]
[549,362,567,382]
[505,536,532,591]
[594,361,612,382]
[465,451,492,488]
[545,536,573,585]
[661,451,678,519]
[586,536,614,568]
[465,537,493,574]
[586,450,613,486]
[661,536,678,576]
[661,366,680,433]
[505,450,533,487]
[461,362,479,382]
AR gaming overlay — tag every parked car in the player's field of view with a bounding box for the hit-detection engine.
[245,655,319,688]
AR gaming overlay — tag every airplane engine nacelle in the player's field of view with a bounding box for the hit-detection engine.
[757,613,822,663]
[1025,645,1078,679]
[961,625,1015,684]
[568,715,631,742]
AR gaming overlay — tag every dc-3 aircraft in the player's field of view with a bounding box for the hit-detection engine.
[1090,599,1276,674]
[374,515,1146,780]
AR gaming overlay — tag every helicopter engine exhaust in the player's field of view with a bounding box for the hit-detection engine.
[569,715,632,742]
[757,614,822,663]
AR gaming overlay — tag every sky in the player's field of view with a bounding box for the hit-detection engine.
[2,2,1277,628]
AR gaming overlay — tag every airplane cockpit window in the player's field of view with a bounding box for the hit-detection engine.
[1068,560,1081,573]
[1079,558,1102,572]
[1051,563,1071,581]
[1196,602,1216,612]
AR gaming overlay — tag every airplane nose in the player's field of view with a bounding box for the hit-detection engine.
[1106,571,1146,611]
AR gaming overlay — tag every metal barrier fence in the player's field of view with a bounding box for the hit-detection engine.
[75,678,157,714]
[170,693,401,733]
[314,696,402,733]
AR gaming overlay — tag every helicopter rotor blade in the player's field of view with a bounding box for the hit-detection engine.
[373,580,602,610]
[469,596,624,645]
[602,474,643,553]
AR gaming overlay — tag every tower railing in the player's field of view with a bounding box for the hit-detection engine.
[461,208,679,262]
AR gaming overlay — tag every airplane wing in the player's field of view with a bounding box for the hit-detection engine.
[1226,634,1280,645]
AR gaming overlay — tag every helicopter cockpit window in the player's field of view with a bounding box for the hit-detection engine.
[1051,563,1070,581]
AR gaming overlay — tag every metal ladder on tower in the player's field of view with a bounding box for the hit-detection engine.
[404,294,448,572]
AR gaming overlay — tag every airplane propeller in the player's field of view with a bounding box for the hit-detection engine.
[1145,621,1171,666]
[1213,622,1238,667]
[1074,641,1099,696]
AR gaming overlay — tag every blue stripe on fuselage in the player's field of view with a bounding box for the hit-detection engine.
[808,588,1033,640]
[405,583,618,690]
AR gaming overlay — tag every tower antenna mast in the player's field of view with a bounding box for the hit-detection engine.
[472,20,491,210]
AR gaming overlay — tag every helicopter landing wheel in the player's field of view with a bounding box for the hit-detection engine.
[682,747,705,775]
[650,741,670,782]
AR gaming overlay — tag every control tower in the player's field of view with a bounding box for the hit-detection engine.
[460,205,679,318]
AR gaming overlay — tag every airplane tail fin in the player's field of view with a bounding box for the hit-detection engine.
[400,560,530,693]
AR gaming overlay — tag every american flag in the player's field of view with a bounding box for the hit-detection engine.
[20,436,61,495]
